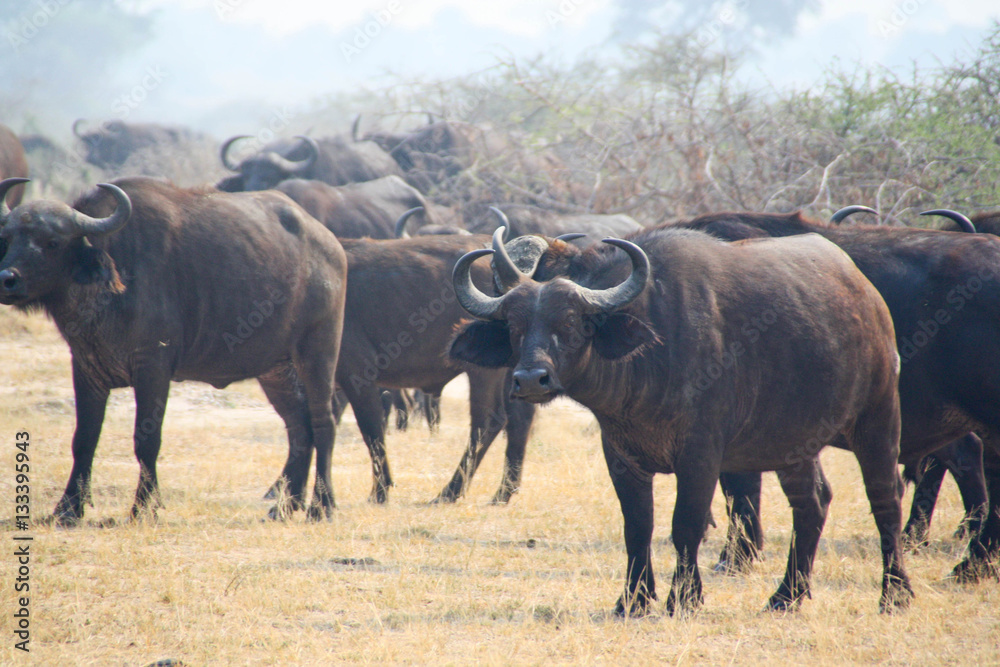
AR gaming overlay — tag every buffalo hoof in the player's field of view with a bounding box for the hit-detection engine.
[665,588,702,617]
[265,504,292,522]
[429,490,459,505]
[489,488,515,505]
[765,593,804,613]
[263,481,282,500]
[949,557,999,584]
[879,578,914,613]
[306,504,333,522]
[614,590,656,618]
[368,490,389,504]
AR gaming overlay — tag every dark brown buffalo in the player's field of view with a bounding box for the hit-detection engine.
[276,176,433,240]
[72,119,209,171]
[216,134,401,192]
[468,204,642,247]
[449,226,911,614]
[359,119,511,192]
[0,176,348,523]
[273,233,535,504]
[651,210,1000,581]
[0,124,28,208]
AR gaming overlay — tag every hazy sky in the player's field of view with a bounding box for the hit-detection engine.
[6,0,1000,137]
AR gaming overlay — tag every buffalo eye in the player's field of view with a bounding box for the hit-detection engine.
[46,239,60,250]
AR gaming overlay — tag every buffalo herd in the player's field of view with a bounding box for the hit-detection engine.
[1,115,999,616]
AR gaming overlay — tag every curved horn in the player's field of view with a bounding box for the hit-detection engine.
[351,114,361,142]
[830,205,877,224]
[920,209,976,233]
[427,112,435,126]
[555,233,587,243]
[491,226,527,292]
[572,239,650,314]
[72,118,87,138]
[394,206,424,238]
[71,183,132,237]
[0,177,30,220]
[453,248,504,320]
[220,135,251,171]
[488,206,510,241]
[288,135,319,175]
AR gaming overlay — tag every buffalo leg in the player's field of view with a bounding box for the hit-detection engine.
[130,363,172,520]
[716,471,764,573]
[603,435,657,616]
[665,447,720,616]
[946,433,988,540]
[293,335,339,521]
[767,459,832,610]
[259,366,314,519]
[433,369,507,503]
[421,392,441,431]
[342,384,392,503]
[951,442,1000,581]
[852,410,913,612]
[52,358,110,525]
[490,394,536,504]
[902,455,948,547]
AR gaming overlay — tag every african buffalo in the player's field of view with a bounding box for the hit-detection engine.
[276,176,433,240]
[72,119,210,171]
[468,204,642,246]
[0,124,28,208]
[216,134,401,192]
[450,226,911,614]
[654,209,1000,581]
[272,233,535,505]
[0,176,348,523]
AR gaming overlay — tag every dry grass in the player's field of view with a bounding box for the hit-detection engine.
[0,306,997,666]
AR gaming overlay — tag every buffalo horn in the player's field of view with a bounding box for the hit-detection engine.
[351,115,361,142]
[920,209,976,233]
[491,226,526,292]
[394,206,424,238]
[453,248,504,320]
[72,118,87,139]
[830,205,877,224]
[488,206,510,241]
[572,238,650,314]
[0,178,30,220]
[555,233,587,243]
[71,184,132,237]
[220,135,251,171]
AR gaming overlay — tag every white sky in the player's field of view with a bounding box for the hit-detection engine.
[111,0,1000,135]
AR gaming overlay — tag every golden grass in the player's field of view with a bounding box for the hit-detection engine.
[1,306,997,665]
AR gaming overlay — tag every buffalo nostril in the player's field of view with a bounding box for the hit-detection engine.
[539,374,550,387]
[0,271,18,292]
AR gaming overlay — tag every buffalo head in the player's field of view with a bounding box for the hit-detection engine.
[218,135,319,191]
[0,179,130,306]
[449,229,654,403]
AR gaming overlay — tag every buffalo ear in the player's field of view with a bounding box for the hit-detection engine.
[591,313,657,360]
[449,320,513,367]
[72,244,125,293]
